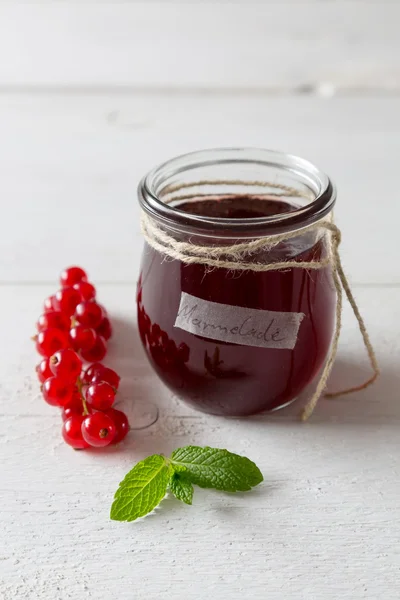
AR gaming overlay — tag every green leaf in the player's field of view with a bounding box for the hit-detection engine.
[170,473,194,505]
[171,446,263,492]
[110,454,173,522]
[110,446,264,523]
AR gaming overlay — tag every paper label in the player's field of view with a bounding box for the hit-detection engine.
[174,292,305,350]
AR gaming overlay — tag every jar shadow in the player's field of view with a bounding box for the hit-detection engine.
[105,314,152,396]
[252,354,399,426]
[101,315,159,433]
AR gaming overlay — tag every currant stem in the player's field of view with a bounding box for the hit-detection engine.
[77,376,89,416]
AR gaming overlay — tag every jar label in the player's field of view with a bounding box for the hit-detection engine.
[174,292,305,350]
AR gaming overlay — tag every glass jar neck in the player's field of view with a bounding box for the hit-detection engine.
[138,148,336,240]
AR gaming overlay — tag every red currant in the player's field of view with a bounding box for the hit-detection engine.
[105,408,129,444]
[42,377,75,407]
[37,311,70,332]
[90,366,120,390]
[81,362,105,385]
[43,295,57,313]
[85,381,115,410]
[75,301,103,329]
[60,266,87,288]
[80,335,107,362]
[50,348,82,382]
[62,393,84,422]
[166,339,177,364]
[69,325,96,352]
[151,323,161,339]
[97,304,108,317]
[36,328,70,357]
[36,357,53,383]
[62,415,89,449]
[81,412,116,447]
[177,342,190,363]
[96,317,112,340]
[73,281,96,301]
[54,287,81,316]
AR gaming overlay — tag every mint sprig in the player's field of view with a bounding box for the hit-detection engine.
[110,445,263,522]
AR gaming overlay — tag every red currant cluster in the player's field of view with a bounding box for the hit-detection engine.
[34,266,129,450]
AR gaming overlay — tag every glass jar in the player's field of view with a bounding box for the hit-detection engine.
[137,148,336,417]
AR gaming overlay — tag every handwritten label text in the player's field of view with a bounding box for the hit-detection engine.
[174,292,304,350]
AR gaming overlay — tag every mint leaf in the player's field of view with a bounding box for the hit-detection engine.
[170,473,194,505]
[110,446,264,522]
[171,446,263,492]
[110,454,173,522]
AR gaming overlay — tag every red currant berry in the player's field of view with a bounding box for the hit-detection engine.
[105,408,129,444]
[177,342,190,363]
[97,304,108,317]
[50,348,82,382]
[36,328,70,357]
[69,325,96,352]
[80,335,107,362]
[85,381,115,410]
[96,317,112,340]
[42,377,75,407]
[90,366,120,390]
[81,362,105,385]
[37,311,70,332]
[81,412,116,447]
[151,323,161,339]
[73,281,96,301]
[36,357,53,383]
[60,266,87,288]
[54,287,81,316]
[43,295,57,313]
[62,415,89,449]
[75,301,103,329]
[62,393,84,422]
[165,339,177,364]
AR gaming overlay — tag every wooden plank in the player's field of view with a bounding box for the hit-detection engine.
[0,2,398,90]
[0,92,398,284]
[0,284,399,599]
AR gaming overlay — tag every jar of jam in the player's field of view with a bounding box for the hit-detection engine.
[137,148,336,417]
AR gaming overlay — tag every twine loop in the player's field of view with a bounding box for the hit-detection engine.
[141,180,379,420]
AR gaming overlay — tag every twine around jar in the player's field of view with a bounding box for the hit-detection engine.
[140,180,379,420]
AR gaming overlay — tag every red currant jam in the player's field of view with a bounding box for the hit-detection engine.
[137,196,335,416]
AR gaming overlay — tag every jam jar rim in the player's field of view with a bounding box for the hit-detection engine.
[138,147,336,238]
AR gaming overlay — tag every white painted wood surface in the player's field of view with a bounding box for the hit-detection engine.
[1,2,399,599]
[0,2,399,90]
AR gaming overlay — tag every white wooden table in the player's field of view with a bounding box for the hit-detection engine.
[1,3,400,599]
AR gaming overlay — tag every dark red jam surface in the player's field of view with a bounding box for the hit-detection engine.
[137,196,335,416]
